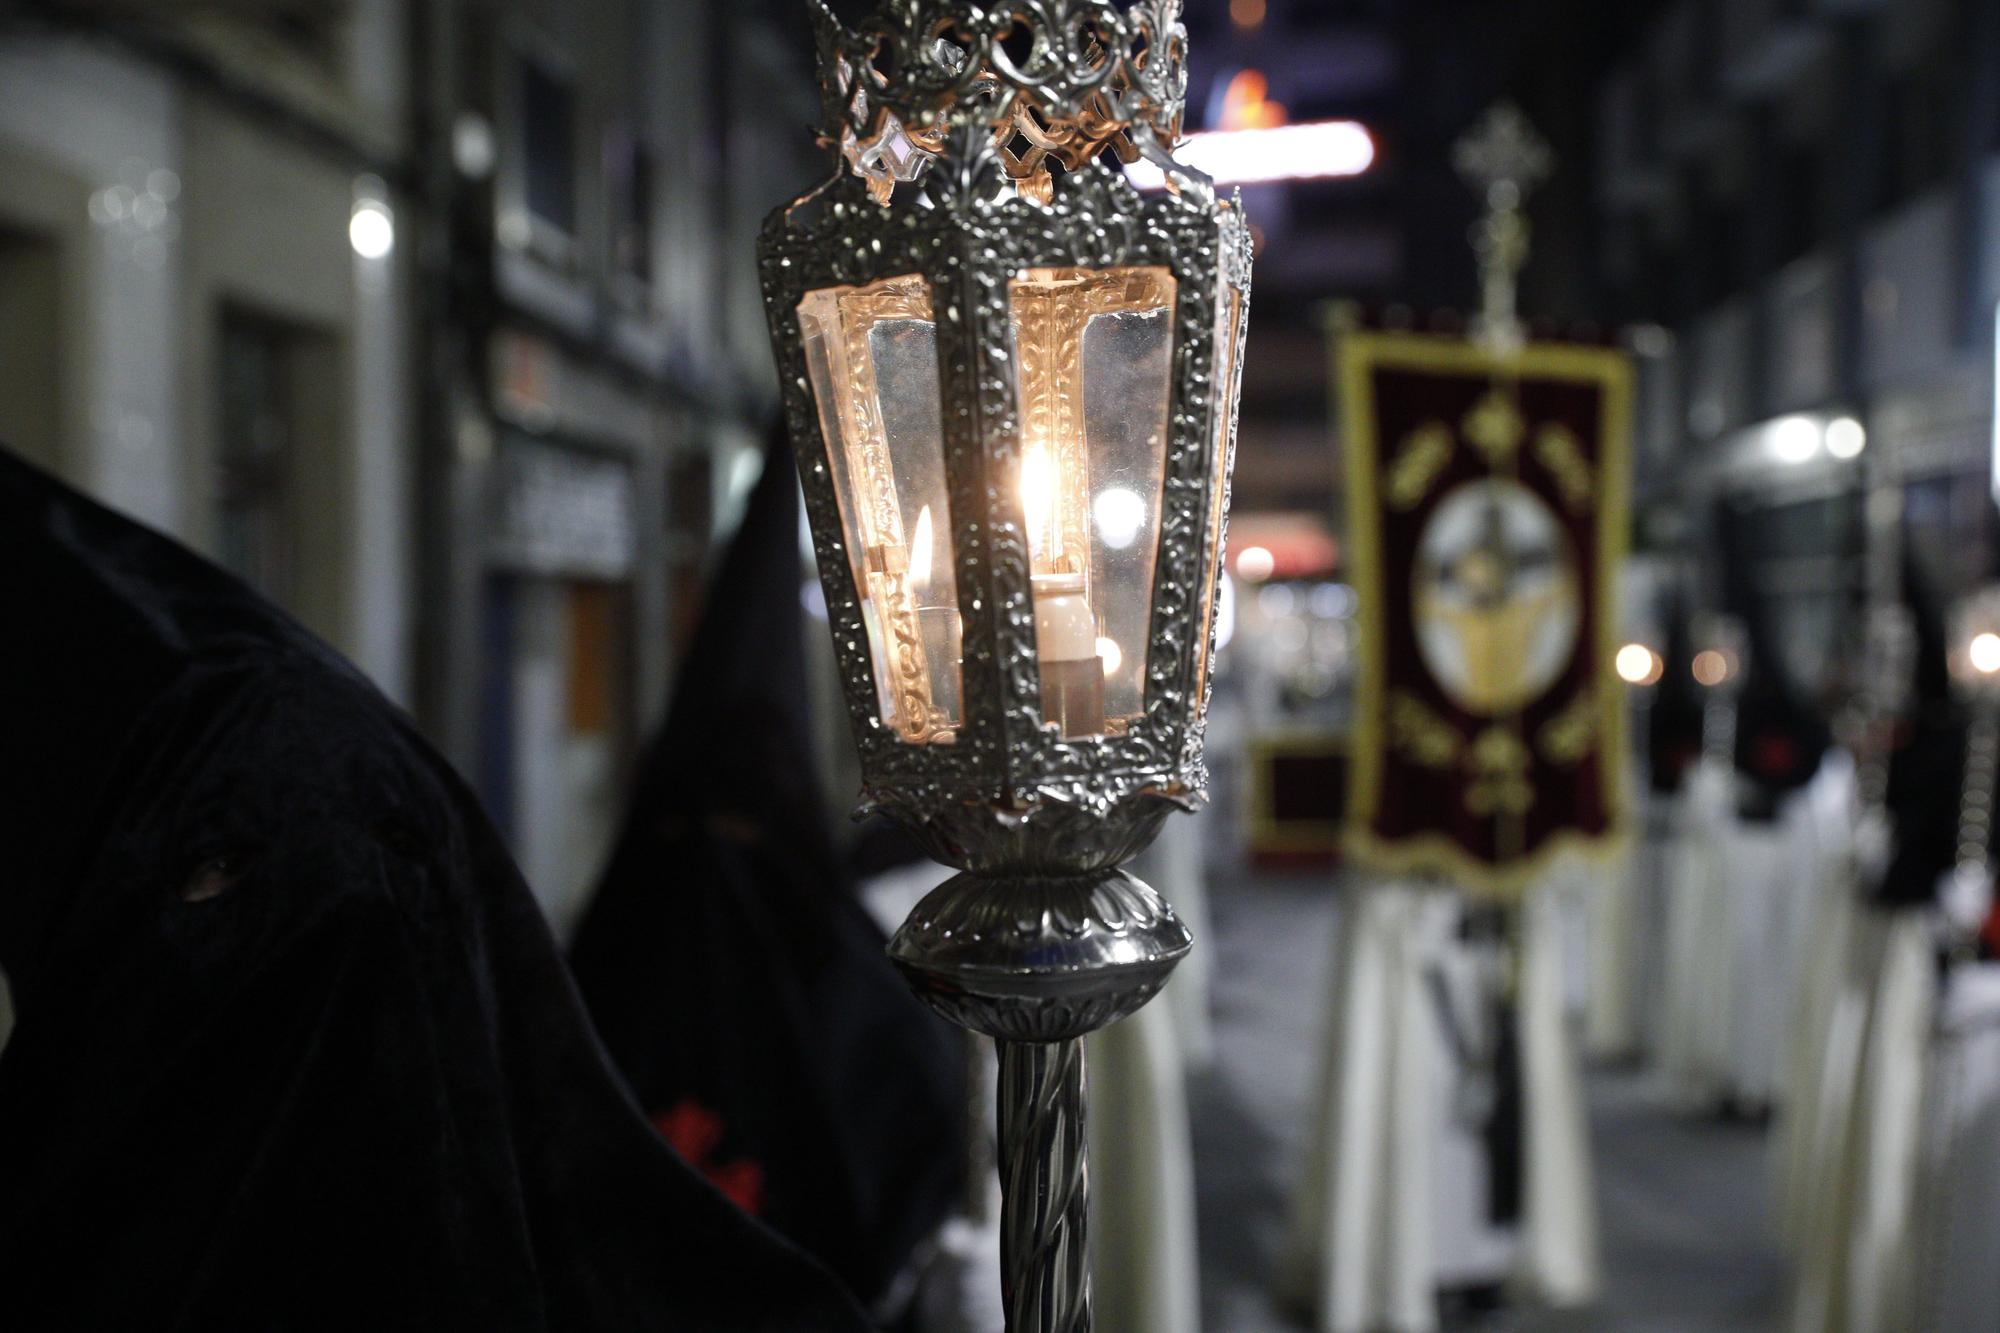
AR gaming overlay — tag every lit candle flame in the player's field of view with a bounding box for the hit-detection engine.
[909,504,933,593]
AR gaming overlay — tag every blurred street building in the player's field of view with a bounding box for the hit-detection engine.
[0,0,821,933]
[1588,0,2000,590]
[9,0,2000,1329]
[0,1,418,691]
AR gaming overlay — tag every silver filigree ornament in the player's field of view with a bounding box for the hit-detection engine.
[758,4,1249,1329]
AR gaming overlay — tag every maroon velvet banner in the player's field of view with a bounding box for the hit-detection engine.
[1338,330,1632,893]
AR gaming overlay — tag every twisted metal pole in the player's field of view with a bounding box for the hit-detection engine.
[997,1038,1092,1333]
[888,868,1188,1333]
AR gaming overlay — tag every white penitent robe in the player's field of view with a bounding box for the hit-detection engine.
[1278,878,1448,1333]
[1083,815,1208,1333]
[1667,755,1854,1116]
[1772,867,1865,1252]
[1661,754,1846,1111]
[1582,828,1644,1062]
[1720,813,1796,1109]
[1136,812,1218,1071]
[1787,908,1935,1333]
[1087,998,1202,1333]
[1659,757,1737,1105]
[1911,962,2000,1333]
[1517,873,1600,1308]
[1631,790,1682,1061]
[1772,760,1865,1252]
[1278,874,1598,1332]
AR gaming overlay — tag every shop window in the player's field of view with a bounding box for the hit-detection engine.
[0,225,64,472]
[519,54,578,240]
[216,309,298,602]
[214,305,339,619]
[609,131,654,294]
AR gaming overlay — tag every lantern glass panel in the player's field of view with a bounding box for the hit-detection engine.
[797,273,961,743]
[1193,283,1246,711]
[1008,266,1177,738]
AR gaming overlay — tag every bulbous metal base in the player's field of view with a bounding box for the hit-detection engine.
[886,866,1193,1043]
[888,865,1191,1332]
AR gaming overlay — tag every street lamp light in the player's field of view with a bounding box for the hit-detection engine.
[1948,590,2000,929]
[759,3,1251,1328]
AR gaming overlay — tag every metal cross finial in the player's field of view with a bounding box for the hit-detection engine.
[1453,102,1554,203]
[1453,102,1553,352]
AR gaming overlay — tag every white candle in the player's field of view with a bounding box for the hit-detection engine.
[1020,445,1107,736]
[1021,442,1097,661]
[1032,572,1097,662]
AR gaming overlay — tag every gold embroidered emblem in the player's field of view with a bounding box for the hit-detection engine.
[1411,479,1580,715]
[1465,726,1534,816]
[1536,687,1597,764]
[1533,424,1593,510]
[1387,423,1453,510]
[1462,390,1525,468]
[1390,692,1461,767]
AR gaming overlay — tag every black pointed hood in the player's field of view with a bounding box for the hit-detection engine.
[0,445,867,1331]
[569,425,964,1311]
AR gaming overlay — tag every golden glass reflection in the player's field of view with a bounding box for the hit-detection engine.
[797,273,960,743]
[1008,266,1178,737]
[1196,284,1248,710]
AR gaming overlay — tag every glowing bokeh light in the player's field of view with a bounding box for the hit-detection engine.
[1092,486,1146,551]
[1616,642,1663,686]
[1235,545,1276,581]
[1826,416,1866,460]
[1770,415,1821,464]
[349,199,394,259]
[1125,121,1375,191]
[1229,0,1266,29]
[1970,632,2000,675]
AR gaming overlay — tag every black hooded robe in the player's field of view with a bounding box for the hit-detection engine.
[567,428,964,1315]
[0,446,869,1332]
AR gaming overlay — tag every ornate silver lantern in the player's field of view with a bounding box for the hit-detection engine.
[758,3,1251,1327]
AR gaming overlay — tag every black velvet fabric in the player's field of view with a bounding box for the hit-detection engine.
[568,429,963,1312]
[1876,705,1962,908]
[0,447,869,1332]
[1875,557,1962,908]
[1646,591,1706,794]
[1715,503,1830,816]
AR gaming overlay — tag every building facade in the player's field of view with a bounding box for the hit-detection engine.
[0,0,822,934]
[1585,0,2000,711]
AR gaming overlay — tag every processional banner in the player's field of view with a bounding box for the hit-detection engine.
[1339,330,1632,893]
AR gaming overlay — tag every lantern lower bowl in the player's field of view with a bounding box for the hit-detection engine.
[887,865,1193,1043]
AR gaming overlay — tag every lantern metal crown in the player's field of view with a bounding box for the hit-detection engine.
[807,0,1197,206]
[760,4,1249,1327]
[760,0,1251,880]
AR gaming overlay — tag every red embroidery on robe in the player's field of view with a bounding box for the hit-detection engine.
[651,1099,766,1216]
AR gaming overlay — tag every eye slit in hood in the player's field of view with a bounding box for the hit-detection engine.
[178,851,252,904]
